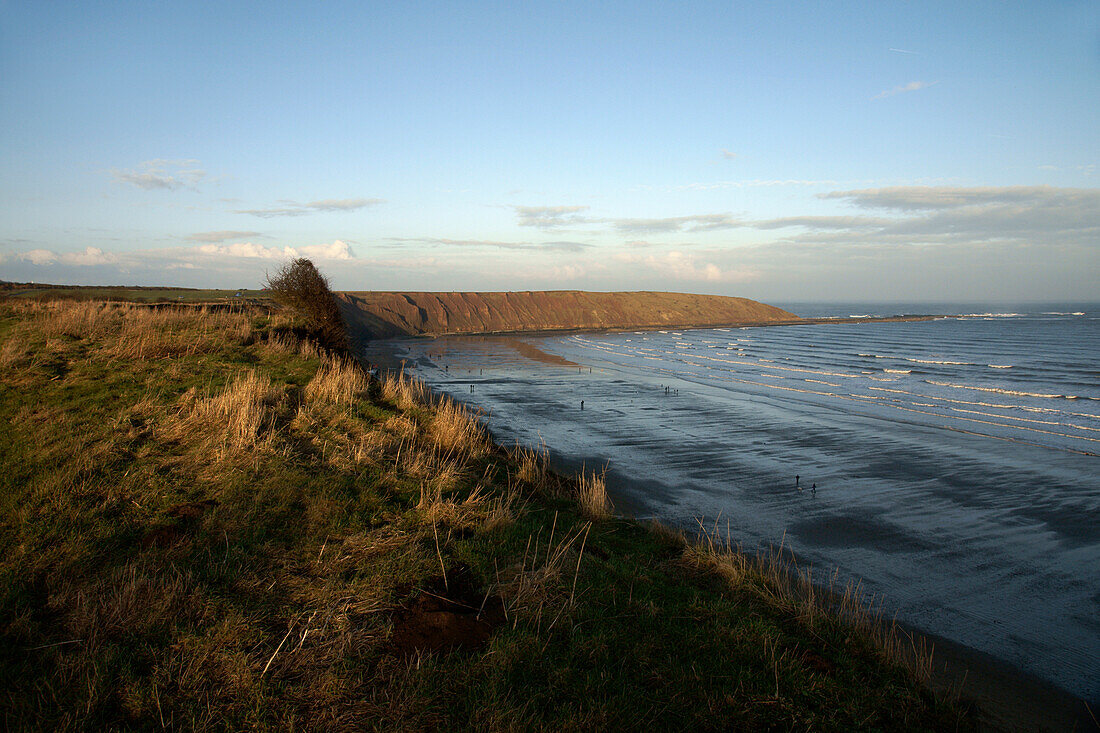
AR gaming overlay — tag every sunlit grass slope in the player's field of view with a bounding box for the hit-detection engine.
[0,299,968,730]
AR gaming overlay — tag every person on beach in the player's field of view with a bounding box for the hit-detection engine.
[580,400,584,410]
[796,474,800,489]
[811,483,816,495]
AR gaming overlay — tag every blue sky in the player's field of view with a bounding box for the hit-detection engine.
[1,0,1097,301]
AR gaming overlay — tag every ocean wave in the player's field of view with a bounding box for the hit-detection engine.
[1042,312,1085,316]
[866,387,1100,420]
[858,353,973,366]
[989,364,1013,369]
[908,358,973,365]
[925,380,1097,401]
[885,369,912,374]
[960,312,1024,318]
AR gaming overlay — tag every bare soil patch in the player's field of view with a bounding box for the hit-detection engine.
[391,564,505,655]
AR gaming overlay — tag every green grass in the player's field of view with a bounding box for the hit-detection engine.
[0,299,972,730]
[1,284,269,302]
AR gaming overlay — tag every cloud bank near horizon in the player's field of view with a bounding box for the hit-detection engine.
[3,186,1096,300]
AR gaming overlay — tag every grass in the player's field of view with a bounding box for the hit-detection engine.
[1,283,269,303]
[0,298,973,730]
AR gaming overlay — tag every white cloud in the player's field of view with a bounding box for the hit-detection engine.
[307,199,381,212]
[10,247,118,266]
[66,247,118,266]
[872,80,938,100]
[297,240,356,260]
[752,215,893,230]
[817,185,1094,210]
[616,250,758,283]
[198,242,290,259]
[721,149,738,160]
[768,185,1100,248]
[112,159,206,190]
[22,249,58,265]
[236,198,383,218]
[613,213,742,234]
[195,240,356,260]
[513,205,591,228]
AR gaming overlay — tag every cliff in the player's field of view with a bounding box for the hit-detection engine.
[335,290,800,338]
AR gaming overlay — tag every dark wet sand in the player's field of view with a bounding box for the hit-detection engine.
[360,333,1098,732]
[360,335,578,371]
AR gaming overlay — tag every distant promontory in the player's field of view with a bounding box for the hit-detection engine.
[336,290,801,338]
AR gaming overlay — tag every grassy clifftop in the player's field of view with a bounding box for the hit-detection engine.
[336,290,800,338]
[0,299,966,730]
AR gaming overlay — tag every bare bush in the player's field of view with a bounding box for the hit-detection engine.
[265,258,348,351]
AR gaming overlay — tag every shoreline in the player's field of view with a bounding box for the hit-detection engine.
[358,331,1098,732]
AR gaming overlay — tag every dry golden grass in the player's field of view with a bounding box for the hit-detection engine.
[304,356,371,406]
[574,466,613,520]
[512,442,550,490]
[0,336,31,369]
[417,478,523,533]
[169,371,286,456]
[260,330,324,359]
[27,299,111,339]
[428,397,491,457]
[380,368,428,410]
[8,299,257,360]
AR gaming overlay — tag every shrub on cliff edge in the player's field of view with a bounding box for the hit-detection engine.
[265,258,348,351]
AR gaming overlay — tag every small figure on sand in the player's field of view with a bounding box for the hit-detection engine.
[811,483,816,495]
[580,400,584,410]
[795,474,800,490]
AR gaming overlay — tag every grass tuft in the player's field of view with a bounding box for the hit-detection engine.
[574,466,613,520]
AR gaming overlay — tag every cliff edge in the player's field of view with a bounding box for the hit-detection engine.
[336,290,800,338]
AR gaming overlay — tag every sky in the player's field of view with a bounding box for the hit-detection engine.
[1,0,1098,302]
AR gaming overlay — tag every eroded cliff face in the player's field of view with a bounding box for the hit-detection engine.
[336,291,800,338]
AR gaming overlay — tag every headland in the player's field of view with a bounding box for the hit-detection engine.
[336,290,800,338]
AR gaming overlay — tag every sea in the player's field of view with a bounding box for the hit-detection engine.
[380,303,1099,703]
